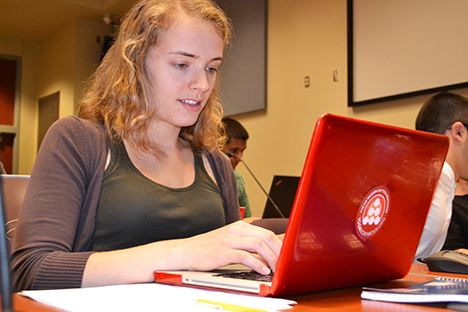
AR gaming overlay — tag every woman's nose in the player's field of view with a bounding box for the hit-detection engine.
[190,71,210,92]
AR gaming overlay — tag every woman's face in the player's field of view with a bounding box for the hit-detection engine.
[145,15,224,132]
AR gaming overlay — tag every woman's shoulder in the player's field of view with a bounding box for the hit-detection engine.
[203,147,230,166]
[48,116,106,141]
[45,116,108,155]
[38,116,109,174]
[51,116,103,132]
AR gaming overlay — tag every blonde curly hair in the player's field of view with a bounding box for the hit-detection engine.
[77,0,231,153]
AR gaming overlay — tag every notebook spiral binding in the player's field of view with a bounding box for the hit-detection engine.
[436,276,468,283]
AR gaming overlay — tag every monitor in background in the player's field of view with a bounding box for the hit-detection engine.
[262,175,300,219]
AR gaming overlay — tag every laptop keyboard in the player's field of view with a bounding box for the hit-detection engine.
[214,271,273,282]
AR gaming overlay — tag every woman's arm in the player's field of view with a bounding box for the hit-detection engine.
[82,220,281,287]
[11,117,108,290]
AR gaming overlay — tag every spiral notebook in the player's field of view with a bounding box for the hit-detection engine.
[362,276,468,303]
[154,114,449,297]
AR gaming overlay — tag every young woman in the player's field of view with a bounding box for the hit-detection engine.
[11,0,281,291]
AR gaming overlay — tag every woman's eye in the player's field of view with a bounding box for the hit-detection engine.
[174,63,188,69]
[207,67,218,74]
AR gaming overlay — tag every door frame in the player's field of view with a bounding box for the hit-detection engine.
[0,54,22,174]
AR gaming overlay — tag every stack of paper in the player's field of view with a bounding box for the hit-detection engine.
[20,283,296,312]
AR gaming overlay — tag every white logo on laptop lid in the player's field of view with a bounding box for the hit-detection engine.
[356,186,390,239]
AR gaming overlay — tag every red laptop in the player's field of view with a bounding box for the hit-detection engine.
[154,113,449,297]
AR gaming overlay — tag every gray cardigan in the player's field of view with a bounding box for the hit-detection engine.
[11,116,240,291]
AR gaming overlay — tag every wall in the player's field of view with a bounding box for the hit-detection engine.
[38,19,110,124]
[37,22,76,119]
[235,0,468,217]
[74,20,112,113]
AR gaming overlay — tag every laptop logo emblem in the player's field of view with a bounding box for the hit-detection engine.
[356,186,390,239]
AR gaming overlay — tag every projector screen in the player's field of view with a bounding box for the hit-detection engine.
[348,0,468,106]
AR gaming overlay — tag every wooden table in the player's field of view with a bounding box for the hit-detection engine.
[2,264,463,311]
[1,295,63,312]
[285,263,462,311]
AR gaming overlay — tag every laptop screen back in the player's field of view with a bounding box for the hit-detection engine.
[270,114,449,296]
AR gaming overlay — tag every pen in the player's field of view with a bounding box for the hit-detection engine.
[197,299,267,312]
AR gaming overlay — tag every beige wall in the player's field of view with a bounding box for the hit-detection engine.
[234,0,468,217]
[18,40,40,174]
[74,20,112,113]
[38,22,76,119]
[38,20,111,119]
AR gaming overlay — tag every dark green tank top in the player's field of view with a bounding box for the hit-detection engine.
[90,141,225,251]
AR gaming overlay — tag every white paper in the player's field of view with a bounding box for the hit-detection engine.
[19,283,296,312]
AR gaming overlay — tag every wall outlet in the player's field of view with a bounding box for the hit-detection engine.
[333,70,339,82]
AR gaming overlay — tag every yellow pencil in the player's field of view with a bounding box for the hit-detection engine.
[197,299,268,312]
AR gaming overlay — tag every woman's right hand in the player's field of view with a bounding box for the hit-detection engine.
[178,221,282,275]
